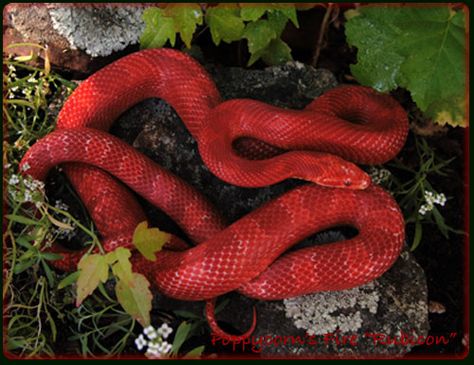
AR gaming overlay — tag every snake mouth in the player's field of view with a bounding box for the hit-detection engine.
[316,173,372,190]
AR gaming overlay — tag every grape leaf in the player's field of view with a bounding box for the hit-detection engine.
[141,7,176,49]
[261,38,292,65]
[164,4,203,48]
[133,221,170,262]
[268,4,299,27]
[141,5,202,49]
[205,4,245,45]
[244,19,278,65]
[76,254,109,306]
[345,6,467,127]
[115,273,152,327]
[239,5,267,21]
[267,10,293,37]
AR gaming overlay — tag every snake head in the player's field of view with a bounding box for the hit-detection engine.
[309,154,372,190]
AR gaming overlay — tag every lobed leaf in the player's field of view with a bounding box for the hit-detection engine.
[76,254,109,306]
[133,221,169,262]
[115,273,152,327]
[164,4,203,48]
[140,7,177,49]
[205,4,245,45]
[106,247,133,284]
[345,6,467,127]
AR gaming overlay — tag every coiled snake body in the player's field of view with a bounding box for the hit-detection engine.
[20,49,408,339]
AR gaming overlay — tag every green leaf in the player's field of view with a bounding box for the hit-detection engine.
[240,5,267,21]
[183,345,205,358]
[58,271,80,289]
[171,321,192,355]
[345,6,466,127]
[269,4,299,27]
[6,214,41,226]
[7,338,28,350]
[13,259,36,274]
[76,254,109,306]
[133,221,169,262]
[164,4,203,48]
[261,38,292,65]
[267,10,293,36]
[115,273,152,327]
[410,219,423,251]
[244,19,277,54]
[141,7,177,49]
[16,236,35,250]
[432,206,449,238]
[41,252,63,261]
[205,4,245,45]
[106,247,133,284]
[40,259,55,287]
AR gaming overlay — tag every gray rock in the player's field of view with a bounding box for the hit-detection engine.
[48,5,145,58]
[111,62,428,357]
[4,4,144,74]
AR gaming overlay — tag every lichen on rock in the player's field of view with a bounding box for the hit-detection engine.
[48,5,145,57]
[284,281,380,336]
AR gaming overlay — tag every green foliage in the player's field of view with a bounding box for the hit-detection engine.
[133,221,169,261]
[141,4,203,49]
[371,135,463,250]
[205,4,245,45]
[67,290,136,357]
[4,49,81,357]
[75,246,153,327]
[3,48,139,357]
[141,3,299,66]
[76,254,109,306]
[115,273,152,327]
[345,5,467,127]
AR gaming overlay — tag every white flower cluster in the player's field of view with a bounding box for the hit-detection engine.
[7,170,45,206]
[418,190,447,216]
[135,323,174,358]
[368,167,392,185]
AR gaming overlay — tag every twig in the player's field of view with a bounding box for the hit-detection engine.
[311,3,335,67]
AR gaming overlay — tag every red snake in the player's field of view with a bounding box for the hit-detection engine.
[20,49,408,340]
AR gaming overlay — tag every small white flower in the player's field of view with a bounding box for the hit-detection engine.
[157,323,173,339]
[144,325,158,340]
[24,190,33,202]
[434,193,446,206]
[8,174,20,185]
[418,203,433,216]
[4,163,11,168]
[54,200,69,211]
[21,163,30,172]
[27,77,37,83]
[145,347,161,358]
[160,341,172,354]
[135,334,147,350]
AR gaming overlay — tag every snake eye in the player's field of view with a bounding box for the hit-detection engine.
[344,179,352,186]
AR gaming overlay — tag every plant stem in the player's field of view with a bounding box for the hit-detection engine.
[311,3,334,67]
